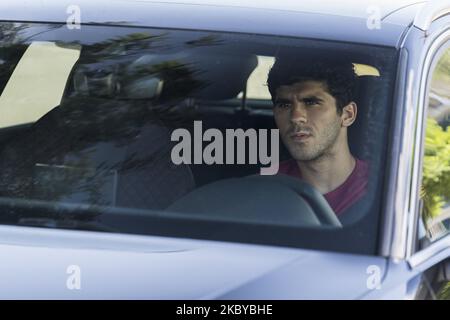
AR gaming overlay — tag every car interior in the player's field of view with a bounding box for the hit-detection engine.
[0,33,394,229]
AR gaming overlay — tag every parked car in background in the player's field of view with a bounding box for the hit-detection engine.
[0,0,449,299]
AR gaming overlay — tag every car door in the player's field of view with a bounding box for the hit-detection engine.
[407,27,450,300]
[364,12,450,300]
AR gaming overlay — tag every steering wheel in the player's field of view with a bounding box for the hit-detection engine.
[245,174,341,227]
[168,174,342,228]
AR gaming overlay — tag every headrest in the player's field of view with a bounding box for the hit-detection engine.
[67,50,258,101]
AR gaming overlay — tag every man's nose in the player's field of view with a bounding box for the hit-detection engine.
[290,103,307,124]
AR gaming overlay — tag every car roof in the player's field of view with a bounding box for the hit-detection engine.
[0,0,428,47]
[137,0,426,22]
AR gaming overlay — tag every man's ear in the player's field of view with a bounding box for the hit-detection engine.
[341,102,357,127]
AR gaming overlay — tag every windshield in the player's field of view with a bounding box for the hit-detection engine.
[0,22,398,254]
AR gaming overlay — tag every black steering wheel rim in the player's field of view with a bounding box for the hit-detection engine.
[245,174,342,227]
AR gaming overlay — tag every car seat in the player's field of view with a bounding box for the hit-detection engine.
[0,58,195,210]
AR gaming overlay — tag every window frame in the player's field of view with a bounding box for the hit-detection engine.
[408,27,450,268]
[419,41,450,243]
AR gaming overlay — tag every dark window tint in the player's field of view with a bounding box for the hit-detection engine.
[0,22,398,254]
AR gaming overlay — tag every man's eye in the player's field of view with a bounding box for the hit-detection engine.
[275,102,291,109]
[304,99,320,106]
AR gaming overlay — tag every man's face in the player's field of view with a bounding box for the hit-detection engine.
[273,80,346,162]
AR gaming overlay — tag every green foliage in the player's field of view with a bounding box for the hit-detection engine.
[434,50,450,83]
[438,281,450,300]
[421,118,450,221]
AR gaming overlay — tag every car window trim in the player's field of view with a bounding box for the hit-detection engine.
[378,47,408,258]
[407,28,450,268]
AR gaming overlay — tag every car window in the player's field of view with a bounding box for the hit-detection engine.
[419,44,450,245]
[0,22,398,255]
[241,58,381,107]
[0,41,80,128]
[238,55,275,101]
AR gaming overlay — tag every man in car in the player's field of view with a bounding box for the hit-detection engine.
[267,57,369,216]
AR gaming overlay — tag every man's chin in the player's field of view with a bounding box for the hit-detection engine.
[287,149,317,162]
[293,156,317,162]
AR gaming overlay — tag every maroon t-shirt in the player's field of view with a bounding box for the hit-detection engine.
[278,159,369,216]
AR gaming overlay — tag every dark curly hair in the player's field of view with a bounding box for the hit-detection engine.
[267,57,357,114]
